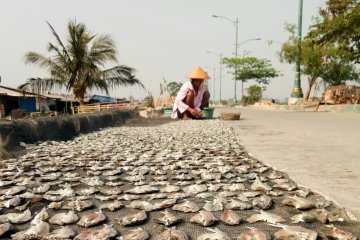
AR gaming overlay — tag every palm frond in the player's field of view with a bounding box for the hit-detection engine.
[18,77,64,94]
[46,21,70,61]
[89,34,118,64]
[102,65,144,89]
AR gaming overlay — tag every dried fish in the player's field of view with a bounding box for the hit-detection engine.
[325,225,357,240]
[172,200,200,213]
[145,193,168,200]
[99,187,122,196]
[77,187,98,196]
[172,173,194,181]
[118,194,142,201]
[0,197,21,208]
[43,194,64,201]
[203,198,224,212]
[49,210,79,225]
[77,210,106,227]
[0,180,13,187]
[247,210,285,224]
[273,182,297,191]
[282,196,316,210]
[160,185,181,193]
[201,171,221,181]
[190,210,217,226]
[103,169,122,176]
[62,199,93,211]
[5,209,32,224]
[33,183,51,194]
[196,228,230,240]
[242,191,261,198]
[11,221,50,240]
[100,201,124,211]
[124,175,146,182]
[222,183,245,191]
[118,210,147,226]
[95,194,117,201]
[157,229,189,240]
[251,177,272,192]
[48,201,62,209]
[128,200,153,211]
[106,181,123,187]
[196,192,215,199]
[252,195,273,210]
[75,224,118,240]
[46,184,75,197]
[125,185,159,194]
[43,226,77,240]
[225,199,253,210]
[291,212,315,223]
[2,186,26,196]
[207,184,222,192]
[0,223,12,238]
[220,210,242,225]
[183,184,207,194]
[327,208,348,222]
[293,188,311,198]
[265,170,283,179]
[31,207,49,225]
[81,177,104,186]
[155,210,180,226]
[118,228,150,240]
[236,227,271,240]
[273,224,318,240]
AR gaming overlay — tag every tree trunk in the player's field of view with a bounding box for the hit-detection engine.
[79,98,85,106]
[305,76,318,101]
[241,80,244,100]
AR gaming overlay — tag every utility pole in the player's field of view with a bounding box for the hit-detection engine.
[291,0,304,99]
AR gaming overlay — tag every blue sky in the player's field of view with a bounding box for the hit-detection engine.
[0,0,326,101]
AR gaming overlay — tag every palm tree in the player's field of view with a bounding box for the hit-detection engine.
[19,20,144,105]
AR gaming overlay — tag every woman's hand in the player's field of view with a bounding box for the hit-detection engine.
[189,108,202,118]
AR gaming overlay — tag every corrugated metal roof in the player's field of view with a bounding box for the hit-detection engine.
[0,85,37,97]
[90,95,117,103]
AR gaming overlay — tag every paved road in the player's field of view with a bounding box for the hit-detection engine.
[215,107,360,219]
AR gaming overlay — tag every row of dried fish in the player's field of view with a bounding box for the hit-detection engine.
[0,120,358,239]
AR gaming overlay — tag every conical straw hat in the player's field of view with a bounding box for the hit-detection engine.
[187,66,210,80]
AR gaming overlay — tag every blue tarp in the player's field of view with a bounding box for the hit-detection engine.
[90,95,116,103]
[19,97,37,112]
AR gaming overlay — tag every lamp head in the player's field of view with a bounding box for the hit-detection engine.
[212,15,218,18]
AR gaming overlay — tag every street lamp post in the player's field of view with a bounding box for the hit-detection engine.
[213,15,239,103]
[236,38,261,98]
[206,51,223,101]
[291,0,304,99]
[204,66,216,103]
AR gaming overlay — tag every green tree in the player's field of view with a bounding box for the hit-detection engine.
[222,57,279,97]
[242,85,263,105]
[309,0,360,63]
[167,82,182,96]
[18,20,143,105]
[280,23,359,101]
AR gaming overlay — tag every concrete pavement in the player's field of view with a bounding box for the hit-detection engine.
[215,107,360,219]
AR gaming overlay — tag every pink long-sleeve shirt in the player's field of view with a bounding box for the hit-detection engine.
[171,81,205,119]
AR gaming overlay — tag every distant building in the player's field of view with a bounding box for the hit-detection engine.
[0,85,78,119]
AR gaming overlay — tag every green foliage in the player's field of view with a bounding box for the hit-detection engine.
[144,92,154,108]
[222,57,279,85]
[309,0,360,63]
[280,23,359,100]
[167,82,182,96]
[241,85,263,105]
[19,20,143,104]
